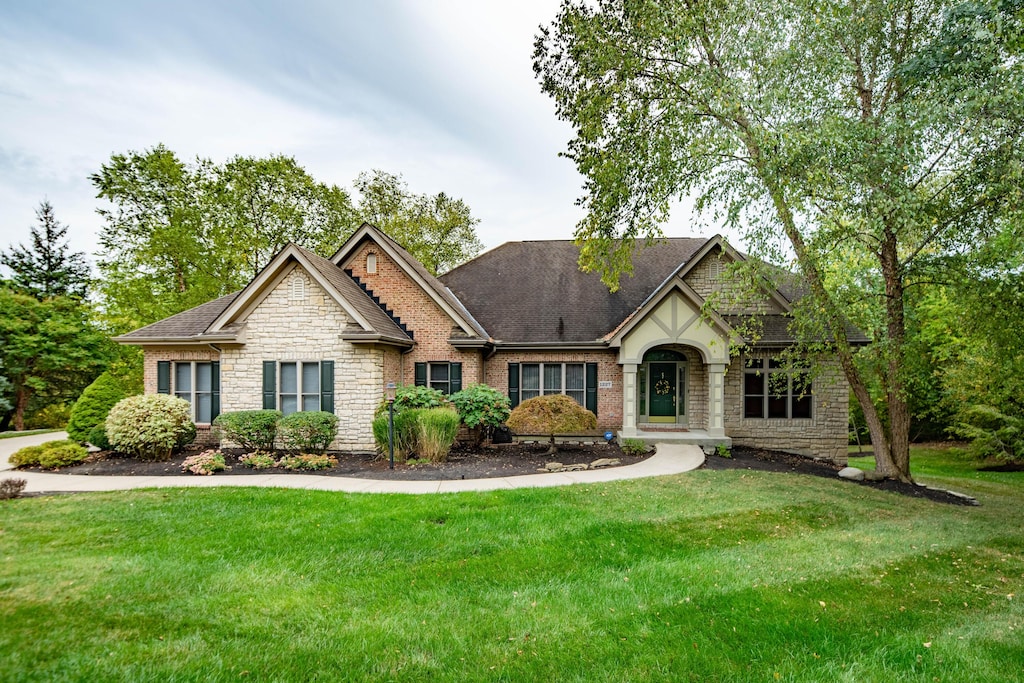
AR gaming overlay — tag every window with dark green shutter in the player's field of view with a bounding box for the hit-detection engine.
[508,362,595,413]
[508,363,520,408]
[414,362,427,387]
[418,362,461,395]
[162,361,220,422]
[157,361,170,394]
[262,361,276,410]
[320,361,334,413]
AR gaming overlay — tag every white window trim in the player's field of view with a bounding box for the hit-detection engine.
[519,362,587,406]
[278,361,321,415]
[172,361,216,423]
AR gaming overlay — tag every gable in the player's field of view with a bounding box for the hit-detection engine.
[616,288,732,364]
[681,244,787,315]
[240,263,356,338]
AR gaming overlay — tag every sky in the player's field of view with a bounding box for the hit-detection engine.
[0,0,712,272]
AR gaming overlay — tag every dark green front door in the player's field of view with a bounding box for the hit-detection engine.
[648,362,677,422]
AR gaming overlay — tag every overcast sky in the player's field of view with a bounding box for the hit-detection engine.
[0,0,712,273]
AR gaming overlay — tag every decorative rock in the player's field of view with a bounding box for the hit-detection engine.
[838,467,865,481]
[545,462,564,472]
[863,470,886,482]
[590,458,621,469]
[563,463,589,472]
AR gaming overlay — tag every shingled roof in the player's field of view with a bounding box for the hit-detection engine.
[115,293,241,342]
[440,238,707,343]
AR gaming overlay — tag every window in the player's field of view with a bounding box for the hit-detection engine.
[157,361,219,423]
[508,362,598,415]
[743,358,812,419]
[262,361,334,415]
[414,362,462,395]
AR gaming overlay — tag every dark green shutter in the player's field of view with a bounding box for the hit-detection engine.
[585,362,598,416]
[508,363,520,408]
[157,361,170,394]
[211,361,220,421]
[449,363,462,394]
[262,361,276,410]
[414,362,427,387]
[320,361,334,413]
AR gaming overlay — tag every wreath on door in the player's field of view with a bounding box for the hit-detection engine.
[654,373,672,396]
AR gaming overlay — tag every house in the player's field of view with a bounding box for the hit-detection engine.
[116,223,855,463]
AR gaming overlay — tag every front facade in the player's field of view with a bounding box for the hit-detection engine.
[118,224,853,463]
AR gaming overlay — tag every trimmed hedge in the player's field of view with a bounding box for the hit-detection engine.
[278,411,338,454]
[105,394,196,461]
[10,439,88,469]
[213,410,282,451]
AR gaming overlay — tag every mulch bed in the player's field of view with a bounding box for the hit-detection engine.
[706,446,978,506]
[15,442,979,504]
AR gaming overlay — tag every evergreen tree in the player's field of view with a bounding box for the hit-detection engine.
[1,200,90,300]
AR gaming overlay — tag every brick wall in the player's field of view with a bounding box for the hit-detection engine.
[483,350,621,429]
[343,242,483,386]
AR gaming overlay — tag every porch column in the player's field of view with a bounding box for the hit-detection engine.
[621,363,638,437]
[708,363,726,437]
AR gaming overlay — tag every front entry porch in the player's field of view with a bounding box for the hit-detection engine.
[619,427,732,455]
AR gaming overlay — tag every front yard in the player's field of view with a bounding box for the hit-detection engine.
[1,445,1021,682]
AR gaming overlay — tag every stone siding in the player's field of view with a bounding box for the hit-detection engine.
[683,246,783,315]
[218,265,382,452]
[723,354,848,464]
[483,350,621,429]
[343,242,483,386]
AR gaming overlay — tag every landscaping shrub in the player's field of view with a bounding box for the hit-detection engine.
[67,371,127,442]
[621,438,648,456]
[277,411,338,454]
[507,395,598,453]
[213,410,282,451]
[449,384,511,441]
[277,453,338,471]
[416,408,461,462]
[952,405,1024,463]
[181,449,228,475]
[10,440,87,469]
[0,477,27,500]
[105,394,196,461]
[238,451,277,469]
[24,403,72,430]
[374,385,448,418]
[87,423,111,450]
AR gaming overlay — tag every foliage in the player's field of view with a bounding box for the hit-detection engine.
[23,402,71,430]
[10,439,87,469]
[952,405,1024,464]
[506,395,598,436]
[213,410,282,451]
[372,409,424,460]
[375,384,449,418]
[181,449,228,475]
[0,477,26,500]
[534,0,1024,482]
[620,438,648,457]
[238,451,277,470]
[415,408,461,463]
[355,170,484,274]
[1,200,89,300]
[105,394,196,461]
[0,287,112,430]
[91,146,359,332]
[66,371,127,442]
[715,444,732,459]
[277,411,338,455]
[448,384,511,437]
[277,453,338,471]
[87,423,111,451]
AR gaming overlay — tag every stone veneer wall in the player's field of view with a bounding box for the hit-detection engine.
[482,350,622,429]
[218,265,382,452]
[344,241,483,386]
[683,245,783,315]
[722,354,848,464]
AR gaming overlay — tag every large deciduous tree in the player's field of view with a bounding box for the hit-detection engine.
[535,0,1024,481]
[2,200,90,300]
[355,170,484,275]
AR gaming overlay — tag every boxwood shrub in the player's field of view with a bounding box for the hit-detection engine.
[213,410,282,451]
[105,394,196,461]
[10,439,88,469]
[277,411,338,454]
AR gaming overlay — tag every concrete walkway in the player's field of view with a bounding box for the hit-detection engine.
[0,432,705,495]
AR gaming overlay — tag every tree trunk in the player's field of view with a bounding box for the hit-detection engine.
[13,386,30,431]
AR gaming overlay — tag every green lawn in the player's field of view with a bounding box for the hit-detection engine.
[0,428,61,440]
[1,447,1022,682]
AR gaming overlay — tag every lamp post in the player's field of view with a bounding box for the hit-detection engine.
[385,382,397,469]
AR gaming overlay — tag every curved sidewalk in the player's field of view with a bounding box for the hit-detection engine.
[0,433,705,495]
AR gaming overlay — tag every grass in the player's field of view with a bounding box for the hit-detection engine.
[0,428,61,440]
[1,447,1022,682]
